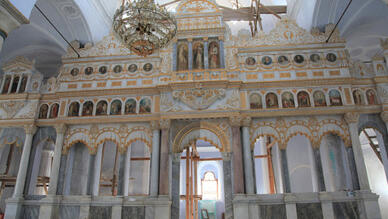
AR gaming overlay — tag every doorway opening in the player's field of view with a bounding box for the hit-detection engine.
[179,139,224,219]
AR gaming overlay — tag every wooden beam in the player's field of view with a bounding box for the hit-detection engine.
[221,5,287,21]
[160,0,181,7]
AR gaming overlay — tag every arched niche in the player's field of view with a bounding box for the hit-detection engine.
[128,140,150,195]
[98,140,121,196]
[286,134,317,193]
[319,133,355,192]
[64,142,92,195]
[25,126,56,196]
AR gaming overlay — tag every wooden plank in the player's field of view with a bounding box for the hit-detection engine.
[221,5,287,21]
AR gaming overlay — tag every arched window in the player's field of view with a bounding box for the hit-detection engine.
[201,171,218,200]
[128,141,150,195]
[68,102,80,117]
[110,100,122,115]
[39,104,49,119]
[49,103,59,118]
[329,90,342,106]
[96,100,108,115]
[313,91,327,107]
[297,91,311,107]
[250,93,262,109]
[281,92,295,108]
[266,92,278,109]
[82,101,94,116]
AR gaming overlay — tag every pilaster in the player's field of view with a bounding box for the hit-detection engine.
[150,120,161,196]
[242,117,255,194]
[159,119,171,195]
[229,116,244,194]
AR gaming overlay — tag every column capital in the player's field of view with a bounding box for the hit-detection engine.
[160,119,171,130]
[218,36,224,41]
[150,120,160,130]
[380,111,388,123]
[344,112,360,125]
[187,38,193,42]
[221,152,232,161]
[242,117,252,127]
[203,37,208,41]
[24,124,37,135]
[229,116,242,127]
[54,123,67,134]
[172,153,181,162]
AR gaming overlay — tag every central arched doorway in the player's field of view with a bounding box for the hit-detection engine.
[171,122,232,219]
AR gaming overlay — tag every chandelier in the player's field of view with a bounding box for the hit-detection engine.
[113,0,177,57]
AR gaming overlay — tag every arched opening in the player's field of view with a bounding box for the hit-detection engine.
[253,136,276,194]
[0,142,22,213]
[128,140,150,195]
[26,137,54,196]
[99,141,120,196]
[286,135,317,193]
[64,142,92,195]
[179,139,224,219]
[320,133,355,192]
[359,128,388,218]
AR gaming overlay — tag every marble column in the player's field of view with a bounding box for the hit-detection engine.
[204,39,209,69]
[92,142,104,196]
[150,121,161,196]
[48,124,67,195]
[242,117,255,194]
[188,39,193,70]
[344,112,370,190]
[123,145,131,196]
[13,125,37,197]
[171,153,181,219]
[159,119,170,195]
[312,148,326,192]
[222,152,234,219]
[280,148,291,193]
[229,116,244,194]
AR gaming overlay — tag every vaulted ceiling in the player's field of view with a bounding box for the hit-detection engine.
[1,0,388,77]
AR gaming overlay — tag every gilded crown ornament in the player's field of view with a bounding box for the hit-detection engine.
[113,0,177,57]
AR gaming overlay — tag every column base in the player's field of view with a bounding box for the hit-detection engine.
[4,197,24,219]
[38,195,63,219]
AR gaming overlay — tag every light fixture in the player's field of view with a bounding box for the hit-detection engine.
[113,0,177,57]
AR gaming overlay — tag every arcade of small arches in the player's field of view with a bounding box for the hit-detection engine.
[249,88,378,110]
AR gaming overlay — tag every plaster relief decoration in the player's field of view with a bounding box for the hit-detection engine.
[160,93,182,112]
[63,33,132,59]
[0,101,26,119]
[230,17,344,48]
[217,89,240,110]
[172,88,226,110]
[14,101,39,119]
[250,116,351,149]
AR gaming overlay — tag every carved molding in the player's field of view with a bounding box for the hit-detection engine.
[172,88,225,110]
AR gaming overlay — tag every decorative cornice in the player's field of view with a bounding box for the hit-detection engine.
[344,112,359,124]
